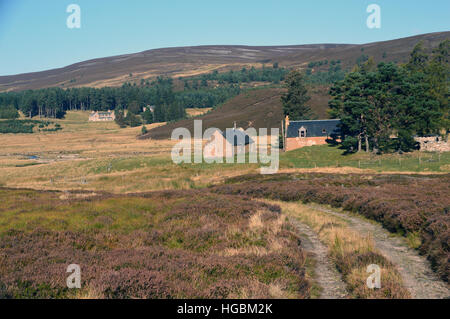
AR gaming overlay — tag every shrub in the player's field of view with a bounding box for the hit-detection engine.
[0,119,56,133]
[0,105,19,119]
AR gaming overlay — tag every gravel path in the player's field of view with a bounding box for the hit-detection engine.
[309,204,450,299]
[289,217,348,299]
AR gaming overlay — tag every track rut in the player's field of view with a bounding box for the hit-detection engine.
[308,204,450,299]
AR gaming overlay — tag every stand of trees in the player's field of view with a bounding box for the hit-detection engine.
[0,77,241,123]
[305,60,345,84]
[186,65,289,86]
[114,77,186,127]
[329,40,449,153]
[175,85,241,108]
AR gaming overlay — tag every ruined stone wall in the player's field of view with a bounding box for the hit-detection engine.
[414,136,450,152]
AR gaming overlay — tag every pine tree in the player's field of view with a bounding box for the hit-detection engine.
[128,100,141,114]
[153,104,166,122]
[142,109,154,124]
[406,41,429,73]
[114,109,127,128]
[124,111,142,127]
[425,40,449,132]
[281,70,313,120]
[329,71,371,152]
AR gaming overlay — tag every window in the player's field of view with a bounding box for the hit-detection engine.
[299,127,307,138]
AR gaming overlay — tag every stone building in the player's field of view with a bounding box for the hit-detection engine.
[284,116,341,151]
[204,126,254,158]
[88,110,115,122]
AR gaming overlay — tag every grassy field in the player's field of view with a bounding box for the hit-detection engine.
[281,144,450,173]
[1,111,448,194]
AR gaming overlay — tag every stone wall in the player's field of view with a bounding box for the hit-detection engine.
[414,136,450,152]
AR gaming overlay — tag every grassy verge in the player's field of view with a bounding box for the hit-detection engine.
[267,200,410,299]
[281,145,450,173]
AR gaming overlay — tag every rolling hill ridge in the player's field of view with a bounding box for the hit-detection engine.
[1,31,448,92]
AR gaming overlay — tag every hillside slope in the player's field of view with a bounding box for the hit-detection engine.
[1,32,448,92]
[141,88,285,139]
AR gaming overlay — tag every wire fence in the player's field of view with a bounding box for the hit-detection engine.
[293,152,447,170]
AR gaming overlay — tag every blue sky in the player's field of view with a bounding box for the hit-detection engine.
[0,0,449,76]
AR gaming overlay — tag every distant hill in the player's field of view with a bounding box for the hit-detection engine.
[1,32,448,92]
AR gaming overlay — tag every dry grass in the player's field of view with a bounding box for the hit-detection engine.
[0,111,271,193]
[0,113,167,156]
[186,108,212,118]
[0,113,179,192]
[222,210,285,259]
[265,200,411,299]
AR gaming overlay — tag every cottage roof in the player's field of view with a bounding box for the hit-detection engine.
[221,128,254,146]
[287,119,341,138]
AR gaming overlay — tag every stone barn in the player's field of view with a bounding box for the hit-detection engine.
[284,116,341,151]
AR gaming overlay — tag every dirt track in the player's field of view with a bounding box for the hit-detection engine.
[289,217,347,299]
[308,204,450,299]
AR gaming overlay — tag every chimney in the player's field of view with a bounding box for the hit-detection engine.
[233,121,236,130]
